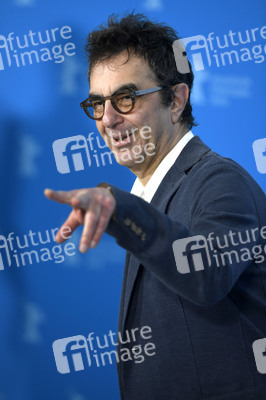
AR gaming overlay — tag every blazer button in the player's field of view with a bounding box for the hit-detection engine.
[124,218,131,226]
[132,346,140,353]
[136,227,142,236]
[141,233,146,241]
[131,222,138,232]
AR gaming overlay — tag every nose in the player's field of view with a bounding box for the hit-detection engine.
[102,99,123,128]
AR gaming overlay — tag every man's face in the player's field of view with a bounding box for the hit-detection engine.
[89,51,175,172]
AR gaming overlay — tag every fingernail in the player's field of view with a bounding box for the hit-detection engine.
[90,241,96,248]
[80,244,88,253]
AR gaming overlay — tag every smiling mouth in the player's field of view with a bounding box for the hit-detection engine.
[108,131,135,147]
[112,133,132,142]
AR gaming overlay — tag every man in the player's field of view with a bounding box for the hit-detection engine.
[45,13,266,400]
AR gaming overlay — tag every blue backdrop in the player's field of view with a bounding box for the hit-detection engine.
[0,0,265,399]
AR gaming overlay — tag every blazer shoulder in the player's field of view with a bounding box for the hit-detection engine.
[192,149,258,183]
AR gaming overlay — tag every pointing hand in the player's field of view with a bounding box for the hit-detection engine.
[44,187,116,253]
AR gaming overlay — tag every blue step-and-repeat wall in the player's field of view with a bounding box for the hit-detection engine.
[0,0,265,399]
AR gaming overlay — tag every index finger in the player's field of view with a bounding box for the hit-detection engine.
[44,188,77,206]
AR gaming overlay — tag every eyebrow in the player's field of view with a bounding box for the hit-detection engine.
[89,83,139,99]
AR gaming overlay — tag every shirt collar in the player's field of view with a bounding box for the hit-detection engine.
[131,131,194,202]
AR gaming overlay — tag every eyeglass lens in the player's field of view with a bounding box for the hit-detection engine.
[89,92,134,119]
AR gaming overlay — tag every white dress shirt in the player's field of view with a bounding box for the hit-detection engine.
[131,131,194,203]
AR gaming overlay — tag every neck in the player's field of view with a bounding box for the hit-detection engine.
[131,124,189,186]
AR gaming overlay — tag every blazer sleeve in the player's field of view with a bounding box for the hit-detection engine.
[102,161,265,306]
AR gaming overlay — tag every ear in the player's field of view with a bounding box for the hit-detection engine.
[171,83,189,124]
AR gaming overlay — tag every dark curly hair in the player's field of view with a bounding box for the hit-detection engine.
[85,12,197,129]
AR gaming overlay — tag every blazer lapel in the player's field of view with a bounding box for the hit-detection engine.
[120,136,211,332]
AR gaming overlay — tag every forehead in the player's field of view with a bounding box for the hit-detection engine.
[89,51,156,95]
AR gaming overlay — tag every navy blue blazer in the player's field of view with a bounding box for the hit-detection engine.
[105,136,266,400]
